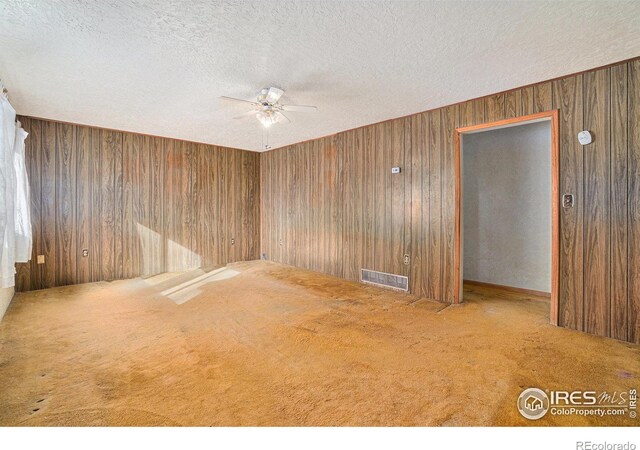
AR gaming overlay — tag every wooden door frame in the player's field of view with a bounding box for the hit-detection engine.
[453,110,560,326]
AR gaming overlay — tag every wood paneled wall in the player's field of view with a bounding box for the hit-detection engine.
[15,117,260,292]
[261,58,640,343]
[11,60,640,343]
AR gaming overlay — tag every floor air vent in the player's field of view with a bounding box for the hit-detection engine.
[360,269,409,292]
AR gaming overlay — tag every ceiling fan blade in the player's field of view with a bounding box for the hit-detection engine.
[281,104,318,112]
[219,96,259,106]
[265,87,284,104]
[233,110,257,120]
[275,111,291,124]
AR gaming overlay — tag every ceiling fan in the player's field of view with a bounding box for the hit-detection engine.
[220,87,317,128]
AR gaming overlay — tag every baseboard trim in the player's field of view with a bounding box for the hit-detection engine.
[463,279,551,298]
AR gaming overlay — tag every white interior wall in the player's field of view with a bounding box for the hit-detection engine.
[0,287,14,321]
[462,121,551,292]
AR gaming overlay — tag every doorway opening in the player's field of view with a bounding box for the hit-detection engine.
[454,111,559,325]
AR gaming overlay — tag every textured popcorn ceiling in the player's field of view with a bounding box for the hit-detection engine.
[1,1,639,152]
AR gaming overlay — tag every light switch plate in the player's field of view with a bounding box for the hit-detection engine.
[391,167,401,174]
[37,255,45,264]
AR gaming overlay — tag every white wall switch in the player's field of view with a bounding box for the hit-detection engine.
[391,167,401,174]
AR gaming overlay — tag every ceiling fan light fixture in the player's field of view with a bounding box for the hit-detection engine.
[221,87,316,130]
[256,110,277,128]
[264,87,284,104]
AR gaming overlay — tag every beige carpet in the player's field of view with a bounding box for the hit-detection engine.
[0,261,638,426]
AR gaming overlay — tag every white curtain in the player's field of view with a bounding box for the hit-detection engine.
[0,82,32,288]
[14,122,30,263]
